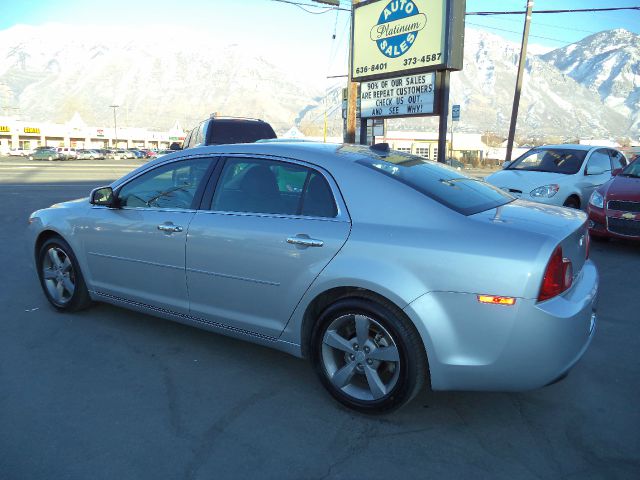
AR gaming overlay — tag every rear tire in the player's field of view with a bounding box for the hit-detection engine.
[37,237,92,312]
[311,296,428,414]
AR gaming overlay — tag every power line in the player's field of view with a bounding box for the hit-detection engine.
[269,0,349,13]
[467,7,640,15]
[271,1,640,16]
[466,22,570,45]
[474,14,599,35]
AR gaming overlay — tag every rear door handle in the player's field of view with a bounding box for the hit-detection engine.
[287,236,324,248]
[157,223,183,233]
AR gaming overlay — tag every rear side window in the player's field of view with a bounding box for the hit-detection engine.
[211,158,337,217]
[208,120,277,145]
[357,151,513,216]
[183,130,193,149]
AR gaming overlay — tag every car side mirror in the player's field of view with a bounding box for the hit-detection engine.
[502,160,511,169]
[90,186,117,207]
[612,168,622,176]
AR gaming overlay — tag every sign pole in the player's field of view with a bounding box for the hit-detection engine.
[437,71,450,164]
[360,118,368,145]
[506,1,534,163]
[345,0,363,144]
[450,114,454,159]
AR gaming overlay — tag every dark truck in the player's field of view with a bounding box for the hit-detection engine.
[182,116,277,149]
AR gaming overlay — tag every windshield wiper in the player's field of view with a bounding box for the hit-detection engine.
[620,173,640,178]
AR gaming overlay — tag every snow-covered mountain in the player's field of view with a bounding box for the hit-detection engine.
[542,29,640,133]
[0,24,322,133]
[303,28,636,140]
[0,24,638,140]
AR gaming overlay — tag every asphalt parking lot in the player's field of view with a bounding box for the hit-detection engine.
[0,156,638,479]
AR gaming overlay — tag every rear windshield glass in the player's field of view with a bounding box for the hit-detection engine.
[357,151,513,216]
[209,120,277,145]
[506,148,588,174]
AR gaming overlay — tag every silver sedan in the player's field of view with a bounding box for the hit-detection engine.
[28,142,598,413]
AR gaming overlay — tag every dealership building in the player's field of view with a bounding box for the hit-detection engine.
[0,113,186,152]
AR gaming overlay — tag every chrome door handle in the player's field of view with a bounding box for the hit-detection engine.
[287,236,324,247]
[157,224,183,233]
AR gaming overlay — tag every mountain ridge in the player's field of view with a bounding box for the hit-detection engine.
[0,24,637,140]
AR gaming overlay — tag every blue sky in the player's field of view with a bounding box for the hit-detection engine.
[1,0,638,75]
[466,0,640,48]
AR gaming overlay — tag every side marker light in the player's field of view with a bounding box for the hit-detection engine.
[477,295,516,306]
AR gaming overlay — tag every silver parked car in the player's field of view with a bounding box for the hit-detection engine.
[486,144,628,209]
[28,143,598,413]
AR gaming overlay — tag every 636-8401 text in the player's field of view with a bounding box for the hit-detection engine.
[355,62,388,75]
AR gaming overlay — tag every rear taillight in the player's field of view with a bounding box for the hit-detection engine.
[538,246,573,302]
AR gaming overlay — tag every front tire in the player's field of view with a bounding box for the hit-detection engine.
[37,237,92,312]
[563,196,581,209]
[311,296,428,413]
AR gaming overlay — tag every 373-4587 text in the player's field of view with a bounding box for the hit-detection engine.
[403,53,442,66]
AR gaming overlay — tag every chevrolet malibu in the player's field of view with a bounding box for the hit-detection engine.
[588,157,640,240]
[28,142,598,413]
[486,144,627,209]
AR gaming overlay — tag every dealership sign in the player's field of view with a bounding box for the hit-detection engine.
[360,72,435,118]
[352,0,465,82]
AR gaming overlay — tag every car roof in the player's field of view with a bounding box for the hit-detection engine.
[535,144,611,151]
[143,142,386,169]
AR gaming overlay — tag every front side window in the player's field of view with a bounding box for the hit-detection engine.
[118,158,212,209]
[621,158,640,178]
[507,148,587,174]
[211,158,337,217]
[586,150,612,175]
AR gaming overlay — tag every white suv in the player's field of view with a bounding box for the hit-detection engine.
[56,147,78,160]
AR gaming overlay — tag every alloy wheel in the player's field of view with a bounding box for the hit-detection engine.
[321,313,401,401]
[41,246,76,305]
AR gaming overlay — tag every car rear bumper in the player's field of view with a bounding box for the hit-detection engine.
[404,260,598,391]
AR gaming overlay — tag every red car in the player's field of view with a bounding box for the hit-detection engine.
[588,157,640,240]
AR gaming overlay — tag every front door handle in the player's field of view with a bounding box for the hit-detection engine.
[287,235,324,248]
[157,223,183,233]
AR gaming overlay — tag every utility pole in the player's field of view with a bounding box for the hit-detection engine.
[109,105,119,148]
[505,1,534,163]
[345,0,362,144]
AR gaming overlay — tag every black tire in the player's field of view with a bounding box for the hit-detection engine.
[311,295,428,414]
[37,237,92,312]
[563,196,581,209]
